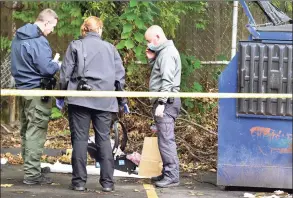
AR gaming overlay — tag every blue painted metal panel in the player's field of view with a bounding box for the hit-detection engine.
[217,0,292,189]
[237,114,292,121]
[248,31,293,42]
[217,53,292,188]
[257,31,292,41]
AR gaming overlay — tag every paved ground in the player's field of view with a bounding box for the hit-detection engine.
[1,148,291,198]
[2,164,289,198]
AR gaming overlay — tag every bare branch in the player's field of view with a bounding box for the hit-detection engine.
[46,135,69,141]
[135,98,152,108]
[180,107,191,119]
[177,118,217,136]
[177,137,202,162]
[130,111,153,120]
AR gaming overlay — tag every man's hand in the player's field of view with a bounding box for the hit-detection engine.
[146,48,156,59]
[155,104,165,118]
[53,53,60,62]
[124,104,130,114]
[57,61,62,69]
[56,98,64,110]
[119,104,130,117]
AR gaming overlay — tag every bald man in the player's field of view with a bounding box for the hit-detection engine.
[145,25,182,188]
[11,9,60,185]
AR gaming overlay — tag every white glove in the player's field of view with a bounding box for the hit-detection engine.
[53,53,60,62]
[155,104,165,118]
[57,61,62,69]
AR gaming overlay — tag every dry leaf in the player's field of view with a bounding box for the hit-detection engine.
[51,183,60,186]
[1,184,14,188]
[264,195,280,198]
[189,191,196,196]
[209,168,216,172]
[274,190,284,195]
[255,192,266,197]
[134,189,140,192]
[44,140,51,147]
[244,193,255,198]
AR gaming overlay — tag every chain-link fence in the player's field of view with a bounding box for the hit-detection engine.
[175,1,272,61]
[0,54,14,123]
[1,54,12,89]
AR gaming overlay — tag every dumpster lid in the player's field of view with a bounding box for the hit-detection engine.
[256,1,292,25]
[256,24,293,32]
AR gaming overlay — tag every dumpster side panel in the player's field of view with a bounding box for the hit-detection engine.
[237,42,292,117]
[217,53,292,189]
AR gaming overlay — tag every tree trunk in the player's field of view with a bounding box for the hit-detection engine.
[8,1,18,125]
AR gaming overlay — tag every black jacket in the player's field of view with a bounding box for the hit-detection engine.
[59,32,125,112]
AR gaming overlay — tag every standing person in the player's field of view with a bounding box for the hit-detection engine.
[10,9,60,185]
[58,16,126,192]
[145,25,182,188]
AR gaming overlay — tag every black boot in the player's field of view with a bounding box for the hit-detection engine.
[151,174,164,183]
[41,167,50,174]
[69,184,86,191]
[23,174,53,185]
[155,177,179,188]
[102,186,115,192]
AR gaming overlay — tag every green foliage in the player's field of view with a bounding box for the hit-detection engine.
[55,3,83,38]
[272,0,293,17]
[180,54,202,92]
[51,107,63,120]
[180,54,203,110]
[116,0,159,65]
[61,129,70,135]
[0,36,12,53]
[83,1,122,42]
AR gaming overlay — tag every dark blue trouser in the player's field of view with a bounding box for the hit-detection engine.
[68,104,114,188]
[153,98,181,182]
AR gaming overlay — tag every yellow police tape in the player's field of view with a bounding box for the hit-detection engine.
[1,89,292,99]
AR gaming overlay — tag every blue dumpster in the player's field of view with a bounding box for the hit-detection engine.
[217,1,292,189]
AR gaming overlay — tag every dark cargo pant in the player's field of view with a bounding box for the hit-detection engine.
[153,98,181,182]
[19,95,52,180]
[68,104,114,188]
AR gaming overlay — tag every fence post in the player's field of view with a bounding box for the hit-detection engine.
[231,1,239,59]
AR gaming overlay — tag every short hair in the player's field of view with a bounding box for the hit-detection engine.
[145,25,166,38]
[36,9,58,22]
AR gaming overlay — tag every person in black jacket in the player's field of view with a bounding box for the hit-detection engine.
[10,9,60,185]
[59,16,128,192]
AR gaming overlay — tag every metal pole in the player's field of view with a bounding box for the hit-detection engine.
[231,1,239,59]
